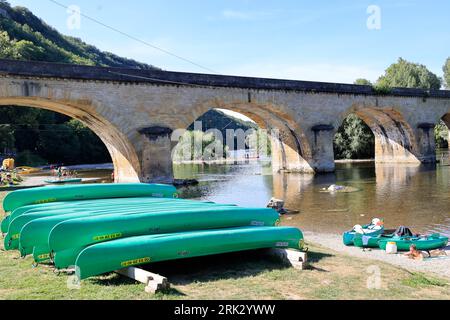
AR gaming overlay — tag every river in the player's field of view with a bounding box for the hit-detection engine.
[2,152,449,237]
[174,153,450,237]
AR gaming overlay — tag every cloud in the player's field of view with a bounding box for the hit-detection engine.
[220,9,274,21]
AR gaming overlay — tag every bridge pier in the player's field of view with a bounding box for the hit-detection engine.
[416,123,437,163]
[309,125,336,173]
[270,128,315,174]
[137,126,175,184]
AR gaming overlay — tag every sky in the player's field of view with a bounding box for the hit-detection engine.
[6,0,450,84]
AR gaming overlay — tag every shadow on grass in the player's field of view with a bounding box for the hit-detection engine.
[146,250,294,286]
[87,274,187,296]
[87,249,301,289]
[304,250,333,273]
[85,248,334,290]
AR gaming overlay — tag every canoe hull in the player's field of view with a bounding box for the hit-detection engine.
[17,204,239,256]
[2,197,220,234]
[2,183,178,212]
[50,207,279,269]
[76,227,304,280]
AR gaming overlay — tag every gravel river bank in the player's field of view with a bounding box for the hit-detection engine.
[304,231,450,280]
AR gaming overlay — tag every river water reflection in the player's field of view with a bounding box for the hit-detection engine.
[175,153,450,237]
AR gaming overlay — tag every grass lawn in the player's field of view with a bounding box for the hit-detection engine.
[0,192,448,300]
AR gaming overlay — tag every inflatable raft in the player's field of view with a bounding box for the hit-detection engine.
[378,234,448,251]
[2,183,178,212]
[342,218,384,246]
[354,226,449,251]
[75,226,303,280]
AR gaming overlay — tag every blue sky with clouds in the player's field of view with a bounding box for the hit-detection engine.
[7,0,450,84]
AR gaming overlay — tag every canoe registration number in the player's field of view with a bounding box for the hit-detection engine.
[121,257,151,268]
[93,233,123,242]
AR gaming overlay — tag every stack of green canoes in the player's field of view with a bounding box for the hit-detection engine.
[1,183,304,281]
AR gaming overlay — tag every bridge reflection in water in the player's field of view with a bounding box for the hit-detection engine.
[175,153,450,237]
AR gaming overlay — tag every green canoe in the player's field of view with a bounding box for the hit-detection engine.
[2,197,219,234]
[14,203,235,254]
[2,183,178,212]
[378,234,449,251]
[75,226,303,280]
[51,207,280,269]
[5,201,226,251]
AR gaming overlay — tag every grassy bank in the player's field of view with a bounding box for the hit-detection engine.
[0,192,448,300]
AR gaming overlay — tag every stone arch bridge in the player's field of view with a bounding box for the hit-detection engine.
[1,59,449,183]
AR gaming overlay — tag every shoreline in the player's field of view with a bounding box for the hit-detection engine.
[303,231,450,280]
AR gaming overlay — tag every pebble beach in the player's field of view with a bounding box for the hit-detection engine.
[305,231,450,280]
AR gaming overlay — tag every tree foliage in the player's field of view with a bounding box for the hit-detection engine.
[444,58,450,89]
[376,58,441,90]
[334,114,375,160]
[435,121,449,149]
[335,59,447,160]
[173,131,229,162]
[333,79,376,160]
[0,1,158,68]
[0,1,160,166]
[354,78,372,86]
[0,106,111,166]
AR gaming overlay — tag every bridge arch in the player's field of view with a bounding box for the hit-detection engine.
[176,100,315,173]
[0,97,141,183]
[334,107,423,163]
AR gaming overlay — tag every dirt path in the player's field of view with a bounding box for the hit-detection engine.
[305,231,450,280]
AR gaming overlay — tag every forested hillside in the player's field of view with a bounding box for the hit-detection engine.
[0,0,158,68]
[0,1,259,166]
[0,1,157,166]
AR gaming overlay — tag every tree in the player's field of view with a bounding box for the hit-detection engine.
[376,58,441,90]
[333,79,376,160]
[376,58,447,149]
[435,121,449,149]
[0,2,157,166]
[444,58,450,89]
[354,78,372,86]
[172,131,229,162]
[0,124,15,153]
[0,31,19,59]
[334,114,375,160]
